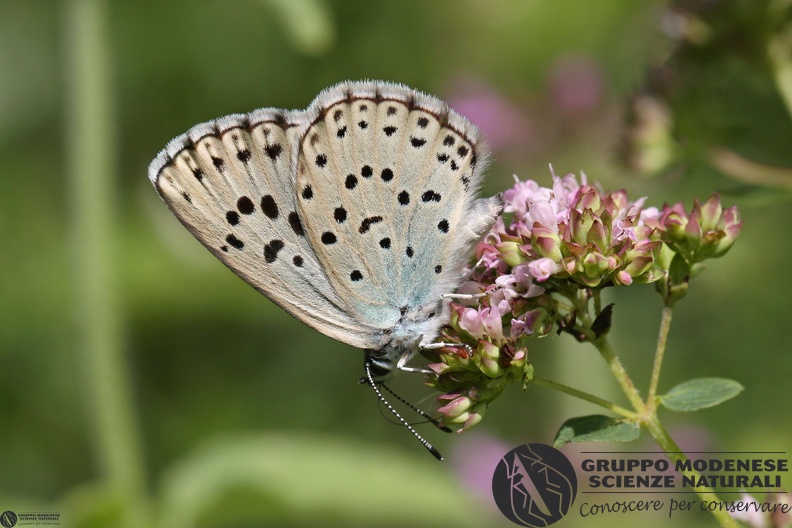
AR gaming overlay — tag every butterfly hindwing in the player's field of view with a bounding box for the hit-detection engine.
[295,82,497,330]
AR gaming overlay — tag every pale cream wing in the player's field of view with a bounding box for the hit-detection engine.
[294,81,498,329]
[148,111,381,349]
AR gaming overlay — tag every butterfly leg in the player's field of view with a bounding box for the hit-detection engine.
[420,341,474,355]
[461,257,486,279]
[440,292,488,300]
[396,350,433,375]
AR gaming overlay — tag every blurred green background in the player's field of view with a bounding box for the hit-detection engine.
[2,0,791,526]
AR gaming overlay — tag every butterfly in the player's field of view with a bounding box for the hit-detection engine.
[148,81,503,458]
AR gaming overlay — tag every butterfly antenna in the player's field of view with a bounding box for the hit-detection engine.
[364,362,444,461]
[378,383,453,433]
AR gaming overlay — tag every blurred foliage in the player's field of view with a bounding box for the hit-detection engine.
[1,0,791,527]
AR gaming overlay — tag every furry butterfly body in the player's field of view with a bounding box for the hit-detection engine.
[149,81,502,380]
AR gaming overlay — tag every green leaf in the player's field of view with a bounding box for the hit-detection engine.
[553,415,640,448]
[659,377,744,412]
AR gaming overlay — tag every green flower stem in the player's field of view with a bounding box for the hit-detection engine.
[647,306,673,412]
[533,376,639,420]
[769,33,792,122]
[592,337,646,413]
[590,316,736,527]
[65,0,151,526]
[593,288,602,316]
[707,147,792,190]
[644,416,739,528]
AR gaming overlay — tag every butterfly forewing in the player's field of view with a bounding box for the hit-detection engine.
[150,114,380,349]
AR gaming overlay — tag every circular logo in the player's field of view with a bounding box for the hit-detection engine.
[492,443,577,527]
[0,511,17,528]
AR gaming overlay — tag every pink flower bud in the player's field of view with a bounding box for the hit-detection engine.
[528,257,562,281]
[574,186,601,212]
[685,207,702,246]
[495,241,527,268]
[459,307,486,340]
[480,308,504,342]
[615,270,633,285]
[437,395,474,421]
[587,218,609,250]
[697,193,723,232]
[461,408,485,430]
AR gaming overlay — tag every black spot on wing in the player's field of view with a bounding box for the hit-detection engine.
[315,154,327,167]
[398,190,410,205]
[379,237,391,249]
[406,246,414,258]
[345,174,358,189]
[387,106,397,116]
[263,239,284,263]
[288,212,304,236]
[438,219,449,233]
[421,190,441,203]
[443,135,455,146]
[417,117,429,128]
[410,136,426,148]
[334,207,347,223]
[192,168,204,181]
[337,126,347,138]
[380,168,393,182]
[293,255,303,267]
[226,234,244,249]
[333,109,343,122]
[457,146,469,157]
[383,126,397,136]
[237,196,255,214]
[226,211,240,226]
[321,232,337,245]
[212,156,225,172]
[358,120,368,129]
[237,149,251,163]
[437,153,449,163]
[350,270,363,282]
[261,195,278,219]
[361,165,373,178]
[359,216,383,234]
[265,143,283,160]
[435,265,442,274]
[302,185,313,200]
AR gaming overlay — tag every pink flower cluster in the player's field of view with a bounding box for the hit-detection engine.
[425,171,742,431]
[482,172,664,287]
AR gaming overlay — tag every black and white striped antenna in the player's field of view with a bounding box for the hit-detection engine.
[363,361,445,461]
